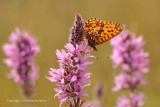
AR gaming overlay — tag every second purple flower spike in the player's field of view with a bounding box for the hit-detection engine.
[110,28,149,107]
[3,28,40,98]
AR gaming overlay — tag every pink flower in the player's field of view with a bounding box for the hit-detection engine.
[2,28,40,97]
[112,72,146,92]
[110,28,149,107]
[47,42,93,107]
[116,95,130,107]
[46,13,94,107]
[116,93,144,107]
[110,31,149,73]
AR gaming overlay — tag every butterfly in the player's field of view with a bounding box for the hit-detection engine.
[84,18,123,51]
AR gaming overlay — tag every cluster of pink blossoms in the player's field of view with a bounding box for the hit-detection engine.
[3,28,39,97]
[46,14,94,107]
[110,28,149,107]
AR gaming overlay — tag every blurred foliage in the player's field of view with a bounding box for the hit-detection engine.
[0,0,160,107]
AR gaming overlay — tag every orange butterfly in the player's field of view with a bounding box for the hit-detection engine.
[84,18,123,51]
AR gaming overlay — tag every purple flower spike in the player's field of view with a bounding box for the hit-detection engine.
[69,13,84,46]
[110,28,149,107]
[3,28,40,98]
[47,13,94,107]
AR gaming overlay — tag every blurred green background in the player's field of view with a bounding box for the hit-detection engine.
[0,0,160,107]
